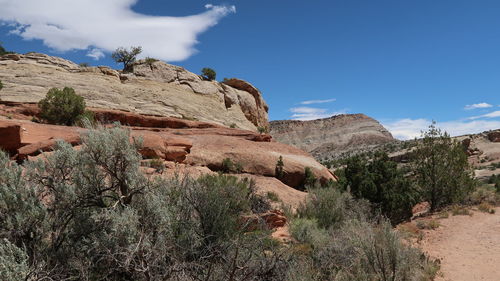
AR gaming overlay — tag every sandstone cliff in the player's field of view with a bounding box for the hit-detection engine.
[0,102,336,208]
[0,53,268,131]
[270,114,395,161]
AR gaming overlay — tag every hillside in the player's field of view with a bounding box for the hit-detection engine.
[270,114,396,161]
[0,53,268,131]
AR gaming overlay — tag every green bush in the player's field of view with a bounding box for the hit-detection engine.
[275,155,285,179]
[38,87,87,126]
[289,218,329,247]
[413,123,476,211]
[0,80,3,91]
[221,157,243,173]
[0,43,13,56]
[0,239,29,281]
[144,57,159,66]
[201,67,216,81]
[303,167,317,188]
[343,151,418,224]
[297,187,369,229]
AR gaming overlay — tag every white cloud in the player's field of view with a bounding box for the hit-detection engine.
[464,102,493,110]
[469,110,500,120]
[300,98,336,105]
[290,106,347,121]
[0,0,236,61]
[383,118,500,140]
[86,48,105,60]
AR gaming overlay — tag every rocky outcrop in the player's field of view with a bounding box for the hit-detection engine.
[488,131,500,142]
[0,113,335,190]
[270,114,396,161]
[0,53,268,131]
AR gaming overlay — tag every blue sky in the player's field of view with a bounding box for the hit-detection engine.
[1,0,500,139]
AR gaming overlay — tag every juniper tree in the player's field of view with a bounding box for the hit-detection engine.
[412,123,475,211]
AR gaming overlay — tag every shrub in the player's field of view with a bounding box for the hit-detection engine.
[0,80,3,91]
[468,185,497,205]
[413,123,476,211]
[221,158,243,173]
[266,191,280,202]
[112,46,142,72]
[78,62,89,67]
[38,87,87,126]
[289,218,329,248]
[144,57,158,66]
[415,219,440,230]
[257,126,267,134]
[297,187,369,229]
[478,202,495,214]
[0,43,13,56]
[303,167,317,187]
[229,123,237,128]
[148,157,165,173]
[201,67,216,81]
[0,239,29,281]
[275,155,285,179]
[343,152,418,224]
[451,205,472,216]
[313,219,432,281]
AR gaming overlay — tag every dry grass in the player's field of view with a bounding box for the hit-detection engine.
[451,205,473,216]
[416,219,440,230]
[478,202,496,214]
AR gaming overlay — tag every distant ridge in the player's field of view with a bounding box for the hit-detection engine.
[270,114,396,161]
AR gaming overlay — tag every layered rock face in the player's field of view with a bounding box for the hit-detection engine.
[0,103,335,208]
[0,53,268,131]
[270,114,395,161]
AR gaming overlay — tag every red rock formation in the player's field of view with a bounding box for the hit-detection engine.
[0,122,22,152]
[0,117,334,189]
[488,131,500,142]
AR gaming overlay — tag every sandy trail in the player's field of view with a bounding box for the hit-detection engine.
[419,207,500,281]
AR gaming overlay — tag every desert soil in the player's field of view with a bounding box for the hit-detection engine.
[419,207,500,281]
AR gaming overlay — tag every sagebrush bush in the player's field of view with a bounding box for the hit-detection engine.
[38,87,87,126]
[0,239,29,281]
[468,185,498,205]
[297,187,369,229]
[0,125,439,281]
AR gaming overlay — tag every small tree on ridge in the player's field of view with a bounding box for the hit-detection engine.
[112,46,142,72]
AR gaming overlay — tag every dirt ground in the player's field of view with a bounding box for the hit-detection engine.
[418,207,500,281]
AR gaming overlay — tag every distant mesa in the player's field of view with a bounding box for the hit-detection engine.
[270,114,396,161]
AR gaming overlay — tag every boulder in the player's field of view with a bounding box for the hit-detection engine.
[488,131,500,142]
[222,79,269,129]
[0,122,22,151]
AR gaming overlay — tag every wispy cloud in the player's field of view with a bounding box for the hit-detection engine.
[86,48,104,60]
[468,110,500,120]
[383,118,500,140]
[464,102,493,110]
[290,106,347,121]
[0,0,236,61]
[300,98,336,105]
